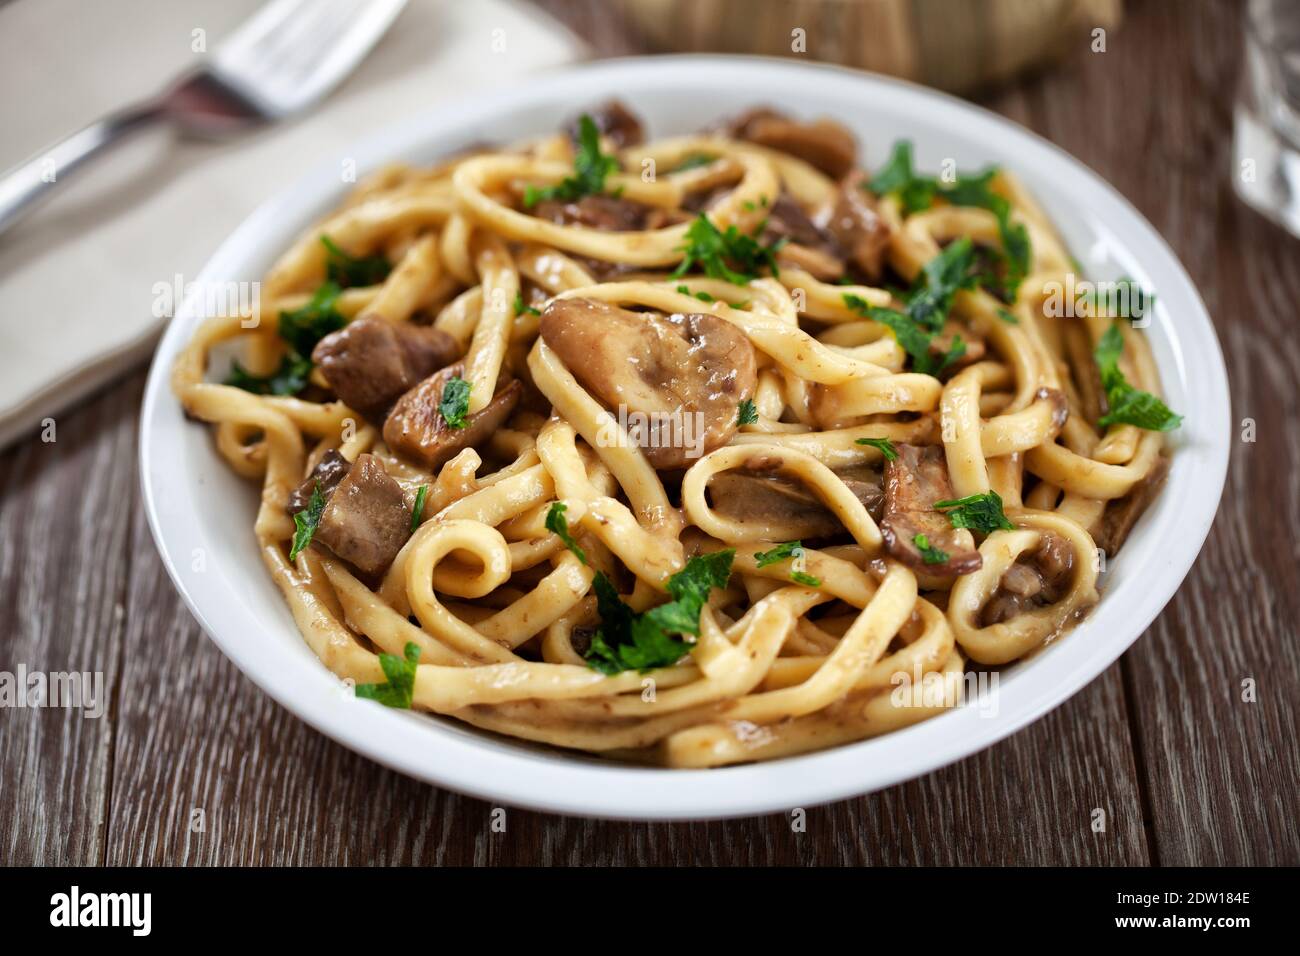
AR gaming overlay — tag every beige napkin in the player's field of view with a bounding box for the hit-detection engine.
[0,0,584,449]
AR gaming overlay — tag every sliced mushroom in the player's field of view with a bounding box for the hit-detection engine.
[979,532,1075,626]
[383,363,523,471]
[722,107,857,180]
[880,443,982,575]
[312,317,459,422]
[827,171,893,281]
[567,99,645,149]
[312,453,412,579]
[707,461,883,540]
[762,193,846,281]
[539,297,757,470]
[1094,453,1170,557]
[532,194,676,232]
[286,449,352,515]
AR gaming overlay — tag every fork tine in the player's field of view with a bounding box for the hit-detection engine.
[213,0,408,119]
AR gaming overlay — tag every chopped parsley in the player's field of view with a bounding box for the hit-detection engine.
[912,533,950,565]
[320,235,390,288]
[1077,277,1155,320]
[438,376,472,429]
[224,352,312,396]
[933,491,1015,534]
[753,541,803,568]
[513,291,541,316]
[1094,325,1182,431]
[355,641,420,709]
[855,436,899,461]
[671,213,786,285]
[277,281,346,357]
[869,141,937,214]
[673,153,717,172]
[843,237,977,376]
[229,279,347,396]
[585,550,735,675]
[410,485,429,532]
[754,541,822,588]
[545,502,588,566]
[736,398,759,425]
[996,307,1020,325]
[676,284,716,302]
[524,114,619,209]
[289,482,326,561]
[868,141,1031,299]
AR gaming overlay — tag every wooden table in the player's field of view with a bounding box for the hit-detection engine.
[2,0,1296,866]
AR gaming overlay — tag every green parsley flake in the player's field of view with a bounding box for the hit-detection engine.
[1094,325,1182,431]
[753,541,822,588]
[867,142,1031,299]
[585,550,735,675]
[545,502,588,566]
[355,641,421,709]
[320,235,390,288]
[913,533,950,565]
[933,491,1015,534]
[289,482,326,561]
[676,284,716,303]
[524,114,619,209]
[736,398,759,426]
[855,437,899,461]
[671,214,786,285]
[513,291,542,316]
[225,353,313,396]
[438,376,472,430]
[410,485,429,533]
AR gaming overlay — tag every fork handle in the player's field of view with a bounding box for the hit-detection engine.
[0,102,163,236]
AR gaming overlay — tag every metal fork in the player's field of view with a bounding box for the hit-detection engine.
[0,0,407,236]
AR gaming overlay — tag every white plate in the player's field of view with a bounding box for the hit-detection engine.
[140,56,1230,821]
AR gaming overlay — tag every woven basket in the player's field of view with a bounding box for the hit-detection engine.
[617,0,1123,94]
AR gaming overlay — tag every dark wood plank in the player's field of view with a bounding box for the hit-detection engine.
[1014,0,1300,866]
[0,375,141,865]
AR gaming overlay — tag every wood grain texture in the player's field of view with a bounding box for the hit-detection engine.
[0,0,1296,866]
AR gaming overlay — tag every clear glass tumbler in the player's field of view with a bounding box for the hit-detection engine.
[1234,0,1300,237]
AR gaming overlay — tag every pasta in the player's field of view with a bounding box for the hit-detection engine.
[173,102,1179,768]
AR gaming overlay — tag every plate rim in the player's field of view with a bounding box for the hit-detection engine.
[139,54,1230,821]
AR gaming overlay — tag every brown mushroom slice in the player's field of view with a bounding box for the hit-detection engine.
[286,448,352,515]
[383,363,523,471]
[532,194,673,232]
[1094,454,1171,557]
[978,532,1076,626]
[567,99,645,149]
[827,171,894,281]
[312,317,459,422]
[707,463,883,540]
[539,297,757,469]
[763,193,846,282]
[311,453,412,579]
[880,444,982,575]
[723,107,857,179]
